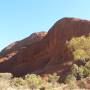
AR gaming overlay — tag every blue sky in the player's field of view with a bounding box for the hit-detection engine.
[0,0,90,50]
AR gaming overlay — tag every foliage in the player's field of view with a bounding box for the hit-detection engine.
[0,72,89,89]
[48,73,60,83]
[85,61,90,69]
[71,64,84,79]
[83,66,90,77]
[65,74,76,83]
[11,77,25,87]
[25,74,43,89]
[0,35,90,89]
[67,35,90,51]
[67,35,90,61]
[71,64,79,77]
[67,35,90,80]
[73,49,89,60]
[71,64,90,79]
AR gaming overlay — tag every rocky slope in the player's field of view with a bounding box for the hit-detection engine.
[0,17,90,76]
[0,31,47,56]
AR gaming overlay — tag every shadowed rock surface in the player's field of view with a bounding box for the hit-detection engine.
[0,17,90,76]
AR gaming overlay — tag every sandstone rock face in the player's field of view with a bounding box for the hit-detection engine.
[0,17,90,76]
[0,31,47,57]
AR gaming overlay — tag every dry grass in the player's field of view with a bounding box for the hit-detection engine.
[0,73,89,90]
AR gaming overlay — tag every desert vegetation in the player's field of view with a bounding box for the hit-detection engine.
[67,35,90,79]
[0,35,90,90]
[0,72,89,90]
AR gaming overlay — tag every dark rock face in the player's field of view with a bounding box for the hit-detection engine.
[0,17,90,76]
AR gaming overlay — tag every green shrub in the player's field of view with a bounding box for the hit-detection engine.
[25,74,43,89]
[67,35,90,80]
[71,64,79,77]
[48,73,60,83]
[65,74,76,83]
[83,67,90,77]
[67,35,90,61]
[11,77,25,87]
[85,61,90,69]
[77,66,84,79]
[71,64,90,80]
[73,49,89,61]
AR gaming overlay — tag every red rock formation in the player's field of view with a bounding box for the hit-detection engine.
[0,31,47,57]
[0,17,90,76]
